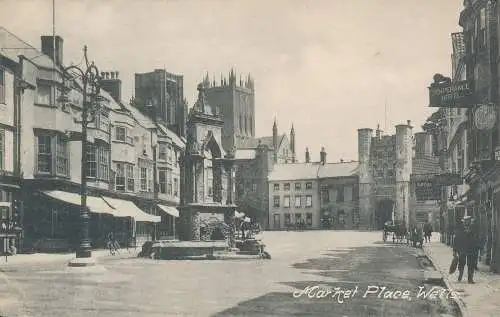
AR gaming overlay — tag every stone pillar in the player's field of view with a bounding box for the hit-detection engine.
[224,161,234,205]
[195,160,204,203]
[179,209,201,241]
[191,210,201,241]
[213,159,223,203]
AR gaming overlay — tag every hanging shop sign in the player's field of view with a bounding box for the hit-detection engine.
[474,103,497,130]
[428,80,473,108]
[433,173,463,186]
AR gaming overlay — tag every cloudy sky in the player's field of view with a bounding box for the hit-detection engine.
[1,0,462,162]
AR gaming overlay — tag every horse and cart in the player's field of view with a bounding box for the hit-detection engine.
[382,220,424,247]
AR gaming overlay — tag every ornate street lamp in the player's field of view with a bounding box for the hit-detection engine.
[59,46,103,266]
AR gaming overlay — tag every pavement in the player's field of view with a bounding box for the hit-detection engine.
[0,231,460,317]
[0,248,140,267]
[423,233,500,317]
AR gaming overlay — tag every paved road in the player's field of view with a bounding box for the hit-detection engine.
[0,231,460,317]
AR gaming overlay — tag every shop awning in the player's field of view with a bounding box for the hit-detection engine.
[101,196,161,223]
[0,183,20,190]
[157,204,179,218]
[42,190,116,215]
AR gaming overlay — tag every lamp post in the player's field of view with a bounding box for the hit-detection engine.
[59,46,102,266]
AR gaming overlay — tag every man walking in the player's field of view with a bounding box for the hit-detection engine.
[453,215,479,283]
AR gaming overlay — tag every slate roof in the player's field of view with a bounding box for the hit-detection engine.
[268,161,360,182]
[317,161,360,178]
[0,27,55,68]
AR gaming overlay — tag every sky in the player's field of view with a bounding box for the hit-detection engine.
[0,0,463,162]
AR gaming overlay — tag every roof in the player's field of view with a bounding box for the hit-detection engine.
[412,157,440,175]
[268,161,360,182]
[317,161,360,178]
[268,163,320,181]
[237,134,287,149]
[0,27,55,68]
[157,123,185,148]
[234,149,256,160]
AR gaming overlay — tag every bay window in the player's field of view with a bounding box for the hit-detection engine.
[126,164,135,191]
[36,83,53,105]
[158,168,172,195]
[140,167,148,191]
[158,143,167,161]
[114,162,135,192]
[98,108,110,132]
[85,143,110,181]
[138,158,153,192]
[115,163,126,191]
[36,134,69,176]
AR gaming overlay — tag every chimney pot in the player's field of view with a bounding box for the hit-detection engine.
[110,72,115,79]
[407,120,411,125]
[116,71,119,79]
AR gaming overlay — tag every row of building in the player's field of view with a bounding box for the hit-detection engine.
[0,26,301,252]
[427,0,500,273]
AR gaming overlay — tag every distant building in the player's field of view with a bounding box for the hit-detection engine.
[134,69,187,138]
[268,148,359,230]
[358,122,440,230]
[202,70,255,152]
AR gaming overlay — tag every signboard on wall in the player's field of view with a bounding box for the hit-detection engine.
[415,180,441,201]
[428,80,473,108]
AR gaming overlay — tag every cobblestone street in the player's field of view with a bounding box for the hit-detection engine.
[0,231,459,317]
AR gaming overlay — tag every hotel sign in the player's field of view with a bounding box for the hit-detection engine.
[428,80,473,108]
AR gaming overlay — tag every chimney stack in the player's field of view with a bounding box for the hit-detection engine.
[305,147,310,163]
[41,35,64,66]
[320,147,327,165]
[100,70,122,102]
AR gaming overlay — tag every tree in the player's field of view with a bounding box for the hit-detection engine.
[422,108,446,155]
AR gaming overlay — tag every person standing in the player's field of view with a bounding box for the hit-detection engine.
[453,216,480,283]
[423,221,433,243]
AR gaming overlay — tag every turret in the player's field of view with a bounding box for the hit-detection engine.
[357,128,373,163]
[273,119,278,163]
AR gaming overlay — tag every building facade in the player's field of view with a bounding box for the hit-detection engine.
[268,148,360,230]
[434,0,500,273]
[0,28,184,253]
[358,122,441,230]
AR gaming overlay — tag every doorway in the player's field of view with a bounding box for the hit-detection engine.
[376,199,394,230]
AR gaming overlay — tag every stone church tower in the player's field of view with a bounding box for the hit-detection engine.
[178,83,237,241]
[202,70,255,152]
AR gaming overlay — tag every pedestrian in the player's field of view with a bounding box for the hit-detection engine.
[107,231,116,256]
[453,215,480,283]
[423,221,433,243]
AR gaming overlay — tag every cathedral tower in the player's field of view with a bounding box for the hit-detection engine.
[203,69,255,152]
